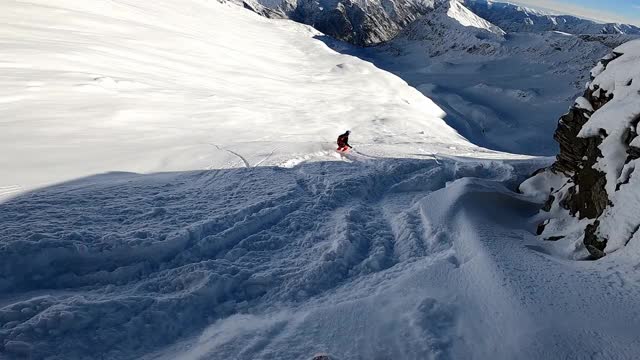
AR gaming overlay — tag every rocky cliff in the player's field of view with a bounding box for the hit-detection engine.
[521,40,640,259]
[244,0,434,46]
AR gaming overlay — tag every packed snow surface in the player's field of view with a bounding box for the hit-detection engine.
[2,1,640,359]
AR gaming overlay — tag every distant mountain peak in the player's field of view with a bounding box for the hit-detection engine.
[464,0,640,36]
[438,0,505,35]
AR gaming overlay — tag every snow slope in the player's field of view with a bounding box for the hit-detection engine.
[4,147,640,359]
[3,1,640,360]
[0,0,488,199]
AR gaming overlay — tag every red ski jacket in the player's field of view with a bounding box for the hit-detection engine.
[337,133,350,147]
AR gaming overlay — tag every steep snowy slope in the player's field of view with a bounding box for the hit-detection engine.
[366,0,616,155]
[465,0,640,36]
[0,0,486,200]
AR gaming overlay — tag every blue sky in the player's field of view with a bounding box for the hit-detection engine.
[509,0,640,25]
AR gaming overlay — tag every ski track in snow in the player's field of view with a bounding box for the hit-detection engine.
[211,144,251,168]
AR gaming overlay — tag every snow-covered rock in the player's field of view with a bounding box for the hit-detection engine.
[521,39,640,259]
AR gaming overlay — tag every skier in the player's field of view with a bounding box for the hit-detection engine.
[336,130,352,152]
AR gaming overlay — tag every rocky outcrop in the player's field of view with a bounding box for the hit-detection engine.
[290,0,429,46]
[550,77,616,222]
[521,40,640,259]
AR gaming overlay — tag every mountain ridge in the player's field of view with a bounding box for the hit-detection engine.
[464,0,640,36]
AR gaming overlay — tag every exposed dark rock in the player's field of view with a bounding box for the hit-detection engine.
[541,194,555,212]
[625,115,640,161]
[629,146,640,161]
[600,52,624,71]
[561,172,608,219]
[536,221,547,235]
[584,221,606,259]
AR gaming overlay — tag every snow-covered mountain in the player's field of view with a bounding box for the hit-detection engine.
[365,0,617,155]
[465,0,640,36]
[388,0,505,56]
[522,40,640,259]
[243,0,640,48]
[240,0,434,45]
